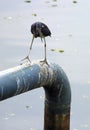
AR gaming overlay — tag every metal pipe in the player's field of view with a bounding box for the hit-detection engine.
[0,61,71,130]
[43,64,71,130]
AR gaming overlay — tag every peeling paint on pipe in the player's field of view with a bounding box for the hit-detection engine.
[0,62,57,100]
[0,61,71,130]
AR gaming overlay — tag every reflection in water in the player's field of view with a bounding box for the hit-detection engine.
[0,0,90,130]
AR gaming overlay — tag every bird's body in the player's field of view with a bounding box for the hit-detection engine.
[31,22,51,38]
[22,22,51,65]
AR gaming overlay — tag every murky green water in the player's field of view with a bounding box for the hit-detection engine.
[0,0,90,130]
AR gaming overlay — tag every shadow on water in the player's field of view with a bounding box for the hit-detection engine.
[0,0,90,129]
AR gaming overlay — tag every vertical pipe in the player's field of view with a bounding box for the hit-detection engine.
[44,106,70,130]
[43,65,71,130]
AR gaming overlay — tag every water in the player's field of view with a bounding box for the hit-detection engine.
[0,0,90,129]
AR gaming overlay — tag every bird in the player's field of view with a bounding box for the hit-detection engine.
[21,21,51,65]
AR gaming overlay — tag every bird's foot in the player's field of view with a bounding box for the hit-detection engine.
[40,59,49,66]
[20,55,31,64]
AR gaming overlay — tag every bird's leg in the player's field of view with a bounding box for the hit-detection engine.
[40,37,49,66]
[21,35,34,62]
[44,37,47,62]
[29,34,34,50]
[36,27,49,65]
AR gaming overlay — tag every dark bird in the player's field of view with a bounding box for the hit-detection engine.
[22,21,51,65]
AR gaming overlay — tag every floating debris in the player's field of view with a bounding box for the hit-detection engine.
[3,16,12,20]
[25,0,31,3]
[45,1,50,4]
[81,123,89,128]
[82,95,89,99]
[58,49,64,53]
[51,49,64,53]
[30,128,35,130]
[68,34,73,37]
[50,49,55,51]
[3,117,9,120]
[72,0,77,3]
[32,13,37,17]
[52,0,57,2]
[9,113,15,117]
[51,4,58,7]
[26,105,32,109]
[3,112,15,120]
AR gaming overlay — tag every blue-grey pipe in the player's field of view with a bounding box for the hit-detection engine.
[0,61,71,130]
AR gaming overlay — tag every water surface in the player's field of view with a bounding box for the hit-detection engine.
[0,0,90,130]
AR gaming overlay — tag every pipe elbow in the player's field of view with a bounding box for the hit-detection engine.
[43,64,71,114]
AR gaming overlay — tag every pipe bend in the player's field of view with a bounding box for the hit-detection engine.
[43,64,71,114]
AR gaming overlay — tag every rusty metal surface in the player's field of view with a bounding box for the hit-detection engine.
[44,105,70,130]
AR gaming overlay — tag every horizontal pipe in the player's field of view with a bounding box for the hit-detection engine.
[0,61,55,100]
[0,61,71,130]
